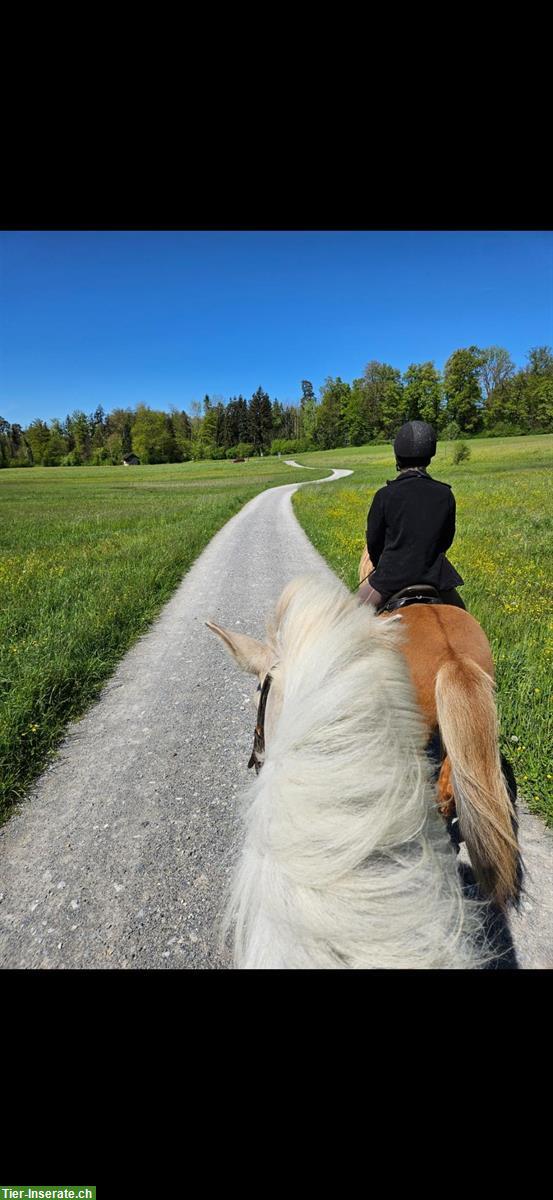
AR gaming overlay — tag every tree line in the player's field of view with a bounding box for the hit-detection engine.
[2,345,552,467]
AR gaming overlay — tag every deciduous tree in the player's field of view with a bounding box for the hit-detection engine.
[443,347,484,433]
[403,362,443,426]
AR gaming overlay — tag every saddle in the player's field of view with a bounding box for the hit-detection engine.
[377,584,444,615]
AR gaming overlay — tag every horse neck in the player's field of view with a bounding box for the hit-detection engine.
[228,598,484,969]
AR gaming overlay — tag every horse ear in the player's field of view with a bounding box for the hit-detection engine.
[205,620,272,677]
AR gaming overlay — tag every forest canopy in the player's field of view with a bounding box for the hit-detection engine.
[2,345,552,467]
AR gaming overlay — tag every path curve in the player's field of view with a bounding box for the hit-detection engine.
[283,459,317,469]
[0,466,550,968]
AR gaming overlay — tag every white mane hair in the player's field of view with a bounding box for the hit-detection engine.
[224,574,494,969]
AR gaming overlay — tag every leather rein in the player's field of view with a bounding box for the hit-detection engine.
[247,667,278,775]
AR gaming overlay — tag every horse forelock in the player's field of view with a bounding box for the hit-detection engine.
[271,573,403,676]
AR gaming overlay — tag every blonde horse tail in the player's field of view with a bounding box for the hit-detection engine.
[435,655,522,909]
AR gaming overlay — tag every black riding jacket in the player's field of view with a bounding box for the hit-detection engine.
[366,469,464,596]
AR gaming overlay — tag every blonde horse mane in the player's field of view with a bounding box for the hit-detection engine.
[224,574,495,969]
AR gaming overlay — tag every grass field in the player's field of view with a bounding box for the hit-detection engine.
[2,438,551,828]
[291,435,553,825]
[0,458,330,821]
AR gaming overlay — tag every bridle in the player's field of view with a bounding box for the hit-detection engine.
[247,665,279,775]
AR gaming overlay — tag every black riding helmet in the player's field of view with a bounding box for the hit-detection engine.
[393,420,437,468]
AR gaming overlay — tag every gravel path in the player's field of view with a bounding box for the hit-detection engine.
[0,470,348,969]
[1,465,550,969]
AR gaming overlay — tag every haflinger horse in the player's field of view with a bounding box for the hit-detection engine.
[358,547,521,911]
[207,574,514,970]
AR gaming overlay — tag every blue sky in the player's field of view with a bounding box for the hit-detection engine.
[1,230,552,426]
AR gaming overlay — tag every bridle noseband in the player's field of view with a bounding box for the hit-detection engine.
[247,666,278,774]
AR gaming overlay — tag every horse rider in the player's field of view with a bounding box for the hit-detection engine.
[358,420,466,612]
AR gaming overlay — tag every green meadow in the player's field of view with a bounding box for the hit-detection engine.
[291,434,553,824]
[1,438,551,827]
[0,458,329,821]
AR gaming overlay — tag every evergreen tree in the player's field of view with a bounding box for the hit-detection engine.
[162,413,179,461]
[0,420,34,466]
[300,380,317,442]
[248,386,273,453]
[202,404,219,452]
[119,419,130,455]
[171,408,193,456]
[0,418,9,467]
[189,400,203,455]
[214,401,226,447]
[89,405,106,453]
[224,397,242,448]
[281,406,298,439]
[271,399,285,440]
[104,407,133,455]
[237,396,250,443]
[68,410,92,461]
[42,421,67,466]
[24,418,51,464]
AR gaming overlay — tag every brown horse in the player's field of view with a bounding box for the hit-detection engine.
[358,547,520,908]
